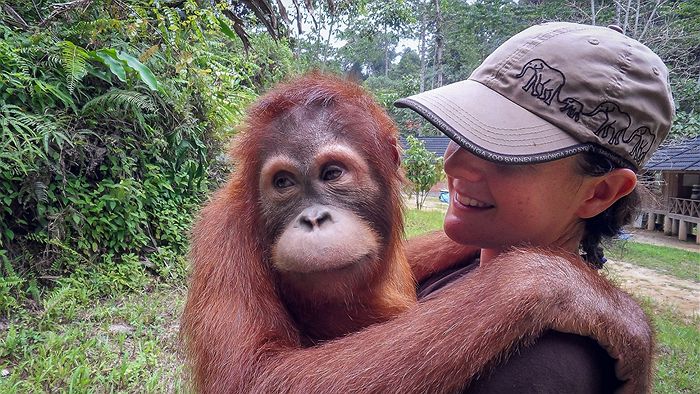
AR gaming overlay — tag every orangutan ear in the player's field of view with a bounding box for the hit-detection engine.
[576,169,637,219]
[388,135,401,168]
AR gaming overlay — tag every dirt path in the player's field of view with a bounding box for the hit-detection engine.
[605,259,699,318]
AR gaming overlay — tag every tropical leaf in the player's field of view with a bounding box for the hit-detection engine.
[116,51,160,91]
[139,44,160,63]
[92,49,127,82]
[216,16,238,41]
[34,80,77,112]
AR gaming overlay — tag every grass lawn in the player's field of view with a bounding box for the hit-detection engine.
[0,286,186,392]
[648,301,700,393]
[0,207,697,392]
[404,207,445,237]
[606,241,699,282]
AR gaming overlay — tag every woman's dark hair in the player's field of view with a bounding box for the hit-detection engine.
[576,152,641,269]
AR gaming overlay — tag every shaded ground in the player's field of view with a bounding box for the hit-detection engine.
[605,259,699,319]
[404,194,448,212]
[613,228,699,320]
[625,227,699,253]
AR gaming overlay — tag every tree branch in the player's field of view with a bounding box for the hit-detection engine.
[1,4,30,29]
[39,0,93,28]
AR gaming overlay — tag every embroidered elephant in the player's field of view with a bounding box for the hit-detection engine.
[515,59,565,105]
[622,126,656,164]
[559,97,584,121]
[582,101,631,143]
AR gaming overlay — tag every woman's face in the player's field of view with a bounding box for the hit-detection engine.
[443,141,590,251]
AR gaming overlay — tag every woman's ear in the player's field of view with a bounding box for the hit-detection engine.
[576,169,637,219]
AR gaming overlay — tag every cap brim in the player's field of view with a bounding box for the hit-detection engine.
[395,80,592,164]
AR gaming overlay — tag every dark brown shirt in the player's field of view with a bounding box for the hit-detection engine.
[418,259,622,393]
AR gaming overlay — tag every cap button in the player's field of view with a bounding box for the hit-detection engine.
[608,24,624,34]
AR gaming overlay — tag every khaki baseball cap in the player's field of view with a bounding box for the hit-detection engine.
[395,22,675,171]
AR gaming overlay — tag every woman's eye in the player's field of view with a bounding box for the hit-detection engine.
[321,166,343,181]
[273,174,294,189]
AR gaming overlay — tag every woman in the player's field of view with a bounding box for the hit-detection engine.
[397,21,674,392]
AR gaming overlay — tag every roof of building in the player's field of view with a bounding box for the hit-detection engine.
[645,136,700,171]
[399,135,450,157]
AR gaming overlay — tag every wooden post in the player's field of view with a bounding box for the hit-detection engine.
[646,213,655,230]
[679,220,688,241]
[695,224,700,245]
[663,215,673,235]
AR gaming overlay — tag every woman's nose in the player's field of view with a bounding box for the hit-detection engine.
[444,143,485,182]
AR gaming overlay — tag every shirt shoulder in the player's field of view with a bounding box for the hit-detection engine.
[465,330,621,393]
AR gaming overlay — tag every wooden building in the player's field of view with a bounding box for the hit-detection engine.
[639,136,700,244]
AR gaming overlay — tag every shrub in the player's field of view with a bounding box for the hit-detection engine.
[0,0,293,310]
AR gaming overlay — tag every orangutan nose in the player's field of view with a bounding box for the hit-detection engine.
[298,206,332,231]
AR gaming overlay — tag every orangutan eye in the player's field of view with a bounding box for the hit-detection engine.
[321,165,343,181]
[273,173,295,189]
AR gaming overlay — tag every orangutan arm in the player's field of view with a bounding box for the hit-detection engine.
[250,249,652,394]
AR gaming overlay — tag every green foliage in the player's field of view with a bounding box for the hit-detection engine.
[669,111,700,141]
[0,0,293,311]
[58,41,90,94]
[402,135,444,210]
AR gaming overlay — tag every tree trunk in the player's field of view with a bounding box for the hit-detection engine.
[639,0,663,41]
[433,0,443,87]
[623,0,633,34]
[634,0,641,36]
[385,46,390,77]
[384,24,390,77]
[323,13,336,63]
[419,2,427,92]
[590,0,596,25]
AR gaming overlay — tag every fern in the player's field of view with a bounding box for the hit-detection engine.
[41,284,74,319]
[34,181,48,204]
[82,89,156,114]
[1,104,39,148]
[58,41,89,94]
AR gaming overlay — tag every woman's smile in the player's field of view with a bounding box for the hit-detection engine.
[452,192,494,210]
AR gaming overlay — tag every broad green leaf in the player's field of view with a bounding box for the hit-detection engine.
[217,16,238,41]
[35,80,77,112]
[93,49,127,82]
[116,51,159,91]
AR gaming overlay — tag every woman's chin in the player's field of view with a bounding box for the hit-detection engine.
[443,214,475,245]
